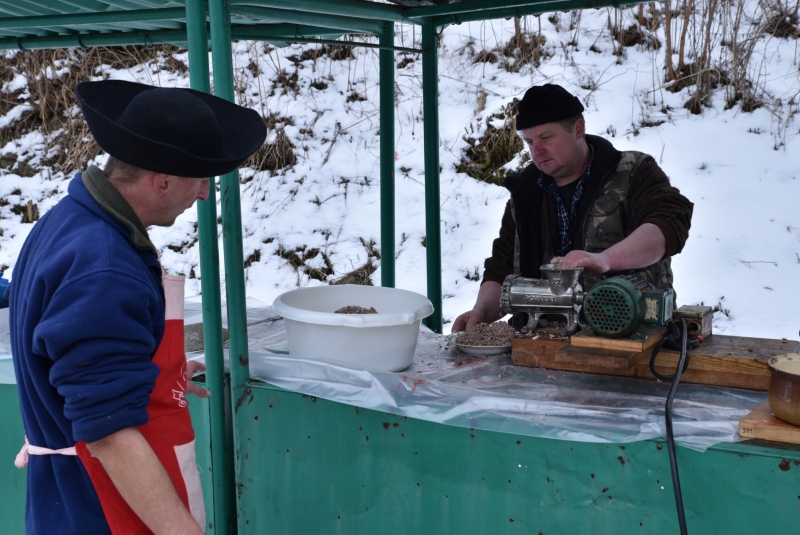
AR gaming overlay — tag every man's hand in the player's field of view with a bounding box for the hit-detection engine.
[452,281,504,332]
[453,310,487,332]
[186,360,210,398]
[87,427,204,535]
[553,223,667,275]
[551,250,611,274]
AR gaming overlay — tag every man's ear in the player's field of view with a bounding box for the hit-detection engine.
[574,119,586,139]
[145,172,171,199]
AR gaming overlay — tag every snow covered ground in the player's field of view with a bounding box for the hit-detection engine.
[1,5,799,339]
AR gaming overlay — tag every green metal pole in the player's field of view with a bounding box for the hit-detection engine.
[208,0,251,391]
[421,20,442,333]
[185,1,231,534]
[379,22,395,289]
[207,0,251,531]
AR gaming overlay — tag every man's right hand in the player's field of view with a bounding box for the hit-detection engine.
[452,310,487,332]
[87,427,204,535]
[452,281,505,332]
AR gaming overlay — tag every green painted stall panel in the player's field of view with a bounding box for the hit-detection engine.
[188,386,217,534]
[0,383,26,534]
[236,382,800,535]
[190,375,236,535]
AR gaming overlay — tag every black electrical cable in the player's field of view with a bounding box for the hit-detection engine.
[649,317,690,535]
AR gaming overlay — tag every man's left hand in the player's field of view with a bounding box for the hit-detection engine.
[551,250,611,274]
[186,360,211,398]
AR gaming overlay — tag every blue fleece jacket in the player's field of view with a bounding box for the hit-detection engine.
[9,171,164,535]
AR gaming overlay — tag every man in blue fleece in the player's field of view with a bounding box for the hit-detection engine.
[9,80,265,534]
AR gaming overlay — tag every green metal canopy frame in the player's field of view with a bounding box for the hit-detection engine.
[0,0,647,532]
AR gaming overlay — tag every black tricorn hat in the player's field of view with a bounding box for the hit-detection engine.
[516,83,584,130]
[75,80,266,177]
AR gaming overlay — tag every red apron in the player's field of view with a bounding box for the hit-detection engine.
[74,272,205,534]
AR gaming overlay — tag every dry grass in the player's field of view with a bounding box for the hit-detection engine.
[245,129,297,174]
[0,45,186,176]
[243,113,297,174]
[456,102,526,186]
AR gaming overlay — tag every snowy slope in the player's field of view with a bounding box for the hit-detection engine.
[1,5,799,339]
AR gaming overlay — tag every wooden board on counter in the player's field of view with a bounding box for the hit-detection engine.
[554,344,647,371]
[511,333,797,390]
[739,402,800,445]
[570,326,663,352]
[511,328,569,368]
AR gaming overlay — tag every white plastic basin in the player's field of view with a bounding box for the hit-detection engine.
[271,285,434,372]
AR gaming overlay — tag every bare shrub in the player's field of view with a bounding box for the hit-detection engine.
[456,101,526,186]
[11,200,39,223]
[474,18,551,73]
[613,24,661,49]
[322,43,355,61]
[274,243,334,281]
[760,1,799,38]
[500,32,551,71]
[663,0,696,92]
[473,50,498,64]
[271,69,300,96]
[332,238,380,286]
[245,127,297,173]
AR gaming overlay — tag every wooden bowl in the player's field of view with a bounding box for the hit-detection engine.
[767,353,800,427]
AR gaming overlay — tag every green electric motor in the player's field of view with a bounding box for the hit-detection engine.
[583,276,674,338]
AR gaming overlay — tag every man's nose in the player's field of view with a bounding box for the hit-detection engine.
[197,178,211,202]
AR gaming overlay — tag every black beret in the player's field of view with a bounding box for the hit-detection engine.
[516,84,585,130]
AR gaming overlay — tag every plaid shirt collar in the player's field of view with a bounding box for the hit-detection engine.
[536,143,595,256]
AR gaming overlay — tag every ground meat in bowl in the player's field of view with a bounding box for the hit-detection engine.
[335,305,378,314]
[456,321,516,346]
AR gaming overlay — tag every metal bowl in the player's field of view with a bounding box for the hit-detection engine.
[767,353,800,427]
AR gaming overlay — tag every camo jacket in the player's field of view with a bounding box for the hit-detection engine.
[482,134,693,294]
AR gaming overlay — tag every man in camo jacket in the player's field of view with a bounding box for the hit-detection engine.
[454,84,693,331]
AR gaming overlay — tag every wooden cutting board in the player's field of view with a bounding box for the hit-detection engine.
[739,402,800,445]
[512,334,797,390]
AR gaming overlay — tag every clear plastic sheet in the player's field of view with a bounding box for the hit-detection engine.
[0,299,765,451]
[186,300,766,453]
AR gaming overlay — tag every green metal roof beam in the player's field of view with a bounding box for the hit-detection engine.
[3,20,188,37]
[0,7,186,30]
[230,23,345,40]
[232,0,405,23]
[0,28,187,50]
[430,0,647,26]
[403,0,617,19]
[230,27,421,53]
[1,0,167,15]
[230,5,384,36]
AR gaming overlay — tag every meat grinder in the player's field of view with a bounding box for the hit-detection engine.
[500,264,675,338]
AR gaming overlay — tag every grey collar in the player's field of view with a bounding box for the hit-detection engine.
[82,165,158,256]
